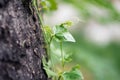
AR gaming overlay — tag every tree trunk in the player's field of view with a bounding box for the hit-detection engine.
[0,0,48,80]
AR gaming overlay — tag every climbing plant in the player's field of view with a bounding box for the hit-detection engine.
[32,0,83,80]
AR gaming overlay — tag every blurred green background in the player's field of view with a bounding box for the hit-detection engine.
[43,0,120,80]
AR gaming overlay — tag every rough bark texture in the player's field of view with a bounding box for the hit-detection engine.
[0,0,48,80]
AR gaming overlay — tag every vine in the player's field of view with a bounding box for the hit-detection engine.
[32,0,83,80]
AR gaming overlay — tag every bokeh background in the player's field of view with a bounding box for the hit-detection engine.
[43,0,120,80]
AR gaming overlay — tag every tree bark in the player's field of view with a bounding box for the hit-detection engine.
[0,0,48,80]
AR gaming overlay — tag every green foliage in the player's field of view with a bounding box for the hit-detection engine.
[32,0,120,80]
[62,67,83,80]
[40,0,57,11]
[56,0,120,80]
[48,0,57,11]
[53,21,75,42]
[42,56,57,78]
[44,26,53,42]
[32,0,83,80]
[40,0,49,10]
[43,21,83,80]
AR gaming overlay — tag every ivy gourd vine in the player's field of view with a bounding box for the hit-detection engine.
[32,0,83,80]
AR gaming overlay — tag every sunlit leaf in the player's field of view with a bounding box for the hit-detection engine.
[63,32,76,42]
[53,23,75,42]
[61,21,73,27]
[53,25,67,34]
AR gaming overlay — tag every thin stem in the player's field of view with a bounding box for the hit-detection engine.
[48,35,54,58]
[48,36,55,72]
[32,0,49,53]
[60,42,64,68]
[58,74,62,80]
[32,1,57,80]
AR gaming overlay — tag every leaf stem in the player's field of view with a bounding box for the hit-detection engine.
[60,42,64,68]
[48,36,55,72]
[32,0,49,55]
[58,75,62,80]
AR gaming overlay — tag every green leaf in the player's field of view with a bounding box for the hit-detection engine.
[72,64,81,70]
[44,25,53,34]
[53,25,67,34]
[53,23,75,42]
[41,0,49,10]
[42,56,48,68]
[42,57,57,78]
[54,33,65,42]
[61,21,73,27]
[54,32,75,42]
[47,0,57,11]
[63,32,76,42]
[64,54,72,63]
[44,67,57,78]
[44,25,53,41]
[62,68,83,80]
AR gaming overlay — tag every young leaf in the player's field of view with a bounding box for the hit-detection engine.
[44,67,57,78]
[53,25,67,34]
[42,56,48,68]
[44,25,53,35]
[54,32,75,42]
[61,21,73,27]
[64,53,72,63]
[42,57,57,78]
[62,66,83,80]
[63,32,76,42]
[53,24,76,42]
[40,0,49,10]
[72,64,81,70]
[44,25,53,42]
